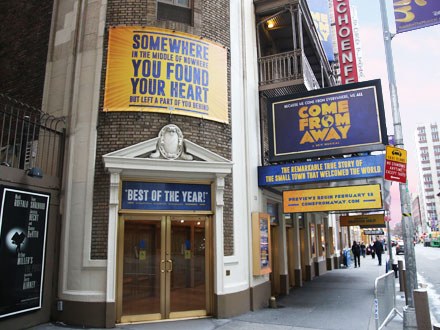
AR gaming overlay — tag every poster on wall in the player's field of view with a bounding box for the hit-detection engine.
[0,187,50,319]
[104,26,228,123]
[252,213,271,276]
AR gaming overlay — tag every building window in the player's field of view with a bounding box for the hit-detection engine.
[424,174,432,182]
[157,0,192,25]
[159,0,190,7]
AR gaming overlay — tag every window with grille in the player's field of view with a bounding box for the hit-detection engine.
[157,0,192,25]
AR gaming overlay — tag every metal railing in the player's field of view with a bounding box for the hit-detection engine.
[302,53,320,90]
[258,50,319,89]
[374,271,403,329]
[0,93,66,177]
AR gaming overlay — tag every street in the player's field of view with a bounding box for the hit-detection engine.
[414,243,440,324]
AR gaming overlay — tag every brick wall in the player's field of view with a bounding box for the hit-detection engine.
[91,0,232,258]
[0,0,53,107]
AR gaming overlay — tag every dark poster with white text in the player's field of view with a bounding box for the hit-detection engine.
[0,187,50,318]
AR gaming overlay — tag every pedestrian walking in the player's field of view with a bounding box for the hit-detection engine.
[373,237,384,266]
[369,242,375,259]
[351,240,361,268]
[360,241,366,258]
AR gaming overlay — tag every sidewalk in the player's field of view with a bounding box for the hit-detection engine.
[31,255,405,330]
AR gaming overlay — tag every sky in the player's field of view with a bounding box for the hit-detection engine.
[349,0,440,228]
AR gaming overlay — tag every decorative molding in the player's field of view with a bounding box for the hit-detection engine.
[150,124,193,160]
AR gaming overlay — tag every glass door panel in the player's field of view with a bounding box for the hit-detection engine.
[169,217,206,314]
[122,220,161,316]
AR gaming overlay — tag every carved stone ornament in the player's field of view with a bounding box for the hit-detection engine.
[150,124,193,160]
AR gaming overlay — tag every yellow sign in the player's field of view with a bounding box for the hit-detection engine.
[104,27,228,123]
[385,145,407,163]
[339,214,385,227]
[283,184,382,213]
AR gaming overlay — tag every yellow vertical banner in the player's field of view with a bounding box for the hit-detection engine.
[104,27,228,123]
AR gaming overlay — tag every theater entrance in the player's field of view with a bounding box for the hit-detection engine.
[116,215,212,323]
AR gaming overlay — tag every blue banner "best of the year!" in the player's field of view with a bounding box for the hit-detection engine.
[121,181,212,211]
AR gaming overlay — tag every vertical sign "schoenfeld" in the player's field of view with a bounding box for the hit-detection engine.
[332,0,359,84]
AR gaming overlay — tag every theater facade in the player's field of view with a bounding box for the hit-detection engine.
[0,0,390,329]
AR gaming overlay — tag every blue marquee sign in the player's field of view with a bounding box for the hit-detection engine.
[258,154,384,187]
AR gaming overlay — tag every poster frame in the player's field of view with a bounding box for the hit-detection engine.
[252,212,272,276]
[0,186,50,319]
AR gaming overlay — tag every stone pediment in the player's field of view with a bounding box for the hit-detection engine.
[103,125,233,179]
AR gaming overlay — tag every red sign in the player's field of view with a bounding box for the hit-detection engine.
[332,0,359,84]
[384,146,407,183]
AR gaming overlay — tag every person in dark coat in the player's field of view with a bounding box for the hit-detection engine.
[373,237,384,266]
[360,242,366,258]
[351,241,361,268]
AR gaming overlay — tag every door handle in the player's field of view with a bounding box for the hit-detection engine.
[167,259,173,273]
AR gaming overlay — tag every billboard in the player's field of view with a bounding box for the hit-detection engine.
[268,80,388,162]
[104,27,228,123]
[393,0,440,33]
[258,154,384,186]
[283,184,383,213]
[0,187,50,319]
[332,0,358,84]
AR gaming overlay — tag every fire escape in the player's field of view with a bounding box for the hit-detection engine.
[254,0,338,165]
[255,0,337,98]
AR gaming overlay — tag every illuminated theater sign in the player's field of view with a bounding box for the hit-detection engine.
[104,27,228,123]
[268,80,388,162]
